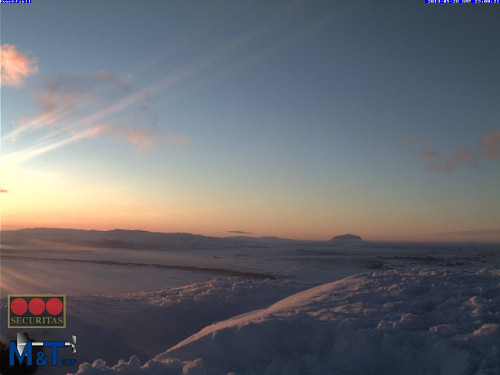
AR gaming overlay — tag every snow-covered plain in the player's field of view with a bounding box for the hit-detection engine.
[1,229,499,374]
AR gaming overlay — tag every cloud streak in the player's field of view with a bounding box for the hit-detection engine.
[454,146,478,167]
[1,69,186,165]
[401,136,453,172]
[403,131,499,172]
[1,125,106,168]
[117,127,186,152]
[5,71,132,142]
[2,2,350,166]
[1,44,38,87]
[1,4,290,165]
[480,130,500,159]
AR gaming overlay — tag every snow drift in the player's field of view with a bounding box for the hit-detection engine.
[73,268,500,375]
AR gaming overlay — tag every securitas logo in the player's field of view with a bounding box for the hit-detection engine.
[8,295,66,328]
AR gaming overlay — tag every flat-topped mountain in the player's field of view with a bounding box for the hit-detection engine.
[330,233,362,243]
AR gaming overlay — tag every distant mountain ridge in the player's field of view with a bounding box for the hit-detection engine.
[1,228,369,250]
[0,228,300,250]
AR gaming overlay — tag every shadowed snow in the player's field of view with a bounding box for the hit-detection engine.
[72,269,500,375]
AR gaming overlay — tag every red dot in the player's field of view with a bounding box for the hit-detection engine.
[46,298,63,315]
[11,298,28,315]
[29,298,45,315]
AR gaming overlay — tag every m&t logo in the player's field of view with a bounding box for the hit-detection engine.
[9,333,76,367]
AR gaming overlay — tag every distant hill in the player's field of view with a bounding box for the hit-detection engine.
[329,234,362,243]
[1,228,369,250]
[0,228,291,250]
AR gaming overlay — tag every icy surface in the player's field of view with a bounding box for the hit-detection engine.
[72,269,500,375]
[1,229,499,374]
[0,277,305,369]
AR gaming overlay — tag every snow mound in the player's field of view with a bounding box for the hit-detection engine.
[73,269,500,375]
[120,277,306,308]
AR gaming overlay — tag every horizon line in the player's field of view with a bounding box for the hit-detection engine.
[1,226,499,245]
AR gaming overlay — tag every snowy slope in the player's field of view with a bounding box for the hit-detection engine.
[0,277,305,370]
[73,268,500,375]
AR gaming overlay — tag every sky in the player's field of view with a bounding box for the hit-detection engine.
[1,0,499,242]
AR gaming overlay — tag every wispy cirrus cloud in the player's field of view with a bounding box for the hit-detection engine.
[10,71,133,139]
[480,130,500,159]
[101,105,187,152]
[454,146,478,167]
[122,128,187,152]
[2,124,106,167]
[2,2,353,166]
[0,44,38,87]
[401,136,454,172]
[401,136,432,154]
[2,68,187,166]
[0,189,9,193]
[124,127,157,151]
[402,131,499,172]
